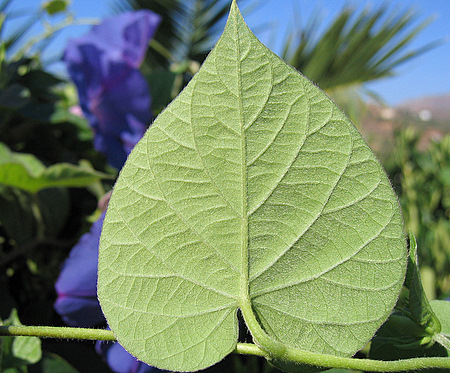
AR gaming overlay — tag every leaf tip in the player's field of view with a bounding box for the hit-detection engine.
[230,0,243,19]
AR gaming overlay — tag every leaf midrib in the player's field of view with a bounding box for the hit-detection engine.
[235,9,250,310]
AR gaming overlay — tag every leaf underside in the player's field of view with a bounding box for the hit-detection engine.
[98,2,406,371]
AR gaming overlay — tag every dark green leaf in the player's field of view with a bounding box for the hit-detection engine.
[0,143,112,194]
[42,0,69,15]
[370,300,449,372]
[430,300,450,351]
[0,309,42,370]
[0,84,30,109]
[0,185,36,245]
[404,233,441,334]
[37,187,70,237]
[146,68,178,114]
[39,352,79,373]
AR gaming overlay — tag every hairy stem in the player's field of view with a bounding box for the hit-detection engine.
[0,326,115,341]
[278,345,450,372]
[1,326,449,371]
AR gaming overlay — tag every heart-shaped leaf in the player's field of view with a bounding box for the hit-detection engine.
[98,2,406,371]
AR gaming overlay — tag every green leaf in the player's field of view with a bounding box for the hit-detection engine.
[0,84,30,109]
[0,143,112,194]
[0,185,36,245]
[42,0,69,15]
[403,233,441,334]
[430,300,450,351]
[40,352,79,373]
[369,300,449,372]
[0,309,42,370]
[146,68,178,115]
[98,1,406,371]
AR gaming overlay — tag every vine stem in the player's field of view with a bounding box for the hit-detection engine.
[0,325,115,341]
[1,326,449,371]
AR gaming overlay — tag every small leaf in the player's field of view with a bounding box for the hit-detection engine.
[405,233,441,334]
[98,1,406,371]
[42,0,69,15]
[430,300,450,351]
[369,300,449,369]
[0,309,42,369]
[0,143,112,194]
[0,84,30,109]
[0,185,36,245]
[40,352,79,373]
[147,68,178,114]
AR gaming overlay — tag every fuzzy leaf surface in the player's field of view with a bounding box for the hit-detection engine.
[98,2,406,371]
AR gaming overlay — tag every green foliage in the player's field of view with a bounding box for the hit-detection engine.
[38,353,80,373]
[0,143,111,194]
[41,0,69,15]
[0,1,447,372]
[0,309,41,371]
[0,53,111,258]
[283,5,434,90]
[281,4,437,126]
[0,309,80,372]
[0,4,110,370]
[404,235,441,335]
[98,3,407,371]
[0,56,98,165]
[384,129,450,297]
[0,144,103,194]
[369,235,450,370]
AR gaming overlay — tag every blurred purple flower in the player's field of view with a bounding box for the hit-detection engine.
[54,212,105,327]
[64,10,161,169]
[57,10,163,371]
[96,339,162,373]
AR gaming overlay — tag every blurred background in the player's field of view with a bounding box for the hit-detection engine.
[0,0,448,372]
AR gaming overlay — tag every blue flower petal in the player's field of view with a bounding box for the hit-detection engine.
[54,296,105,327]
[96,340,163,373]
[54,213,105,327]
[64,10,161,168]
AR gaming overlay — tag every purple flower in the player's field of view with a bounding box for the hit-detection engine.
[54,212,105,327]
[64,10,161,169]
[58,11,164,372]
[96,339,163,373]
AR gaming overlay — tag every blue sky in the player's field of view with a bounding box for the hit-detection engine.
[4,0,450,106]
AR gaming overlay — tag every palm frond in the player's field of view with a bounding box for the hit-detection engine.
[282,4,437,91]
[0,0,41,56]
[0,0,14,12]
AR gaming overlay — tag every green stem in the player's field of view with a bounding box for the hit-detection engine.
[31,194,45,239]
[14,18,98,59]
[0,326,115,341]
[234,342,268,357]
[149,39,173,61]
[277,345,450,372]
[1,326,448,371]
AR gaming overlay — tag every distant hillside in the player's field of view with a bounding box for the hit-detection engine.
[396,94,450,123]
[359,93,449,156]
